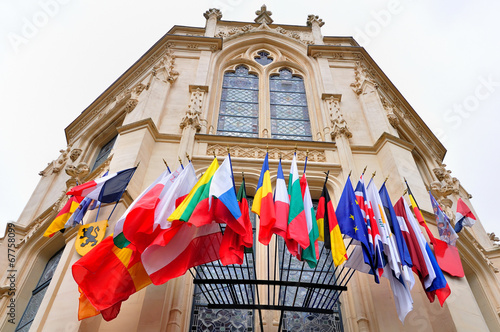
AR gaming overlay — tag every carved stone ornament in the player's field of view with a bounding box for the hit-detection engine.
[380,96,400,128]
[153,47,179,84]
[204,8,222,21]
[208,144,326,163]
[124,99,139,113]
[41,146,72,176]
[306,15,325,27]
[65,162,90,187]
[488,232,500,246]
[180,88,205,132]
[69,148,82,162]
[350,61,378,95]
[254,5,273,25]
[431,161,460,199]
[215,24,313,45]
[324,94,352,139]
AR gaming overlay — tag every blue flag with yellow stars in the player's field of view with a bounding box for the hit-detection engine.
[337,176,377,280]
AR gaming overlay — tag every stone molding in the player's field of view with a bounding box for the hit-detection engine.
[215,23,314,46]
[65,34,221,144]
[207,144,326,162]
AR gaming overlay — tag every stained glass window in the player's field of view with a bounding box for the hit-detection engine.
[254,51,273,66]
[217,66,259,138]
[191,199,256,331]
[270,68,312,141]
[16,249,64,332]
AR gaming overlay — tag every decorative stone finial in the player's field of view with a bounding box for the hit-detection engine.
[255,5,273,25]
[307,15,325,27]
[204,8,222,21]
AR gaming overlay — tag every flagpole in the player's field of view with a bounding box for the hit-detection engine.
[303,150,308,174]
[163,159,171,173]
[106,165,138,221]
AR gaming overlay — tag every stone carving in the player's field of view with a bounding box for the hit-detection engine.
[324,95,352,139]
[350,61,378,95]
[431,161,460,200]
[306,15,325,27]
[204,8,222,21]
[65,162,90,186]
[255,5,273,24]
[215,24,313,45]
[380,96,400,128]
[124,99,139,113]
[488,233,500,246]
[41,146,72,176]
[153,47,179,83]
[69,148,82,162]
[180,88,205,132]
[207,144,326,162]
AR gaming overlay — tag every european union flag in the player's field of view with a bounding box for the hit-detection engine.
[337,176,376,276]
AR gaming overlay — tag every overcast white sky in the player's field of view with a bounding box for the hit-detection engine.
[1,0,499,239]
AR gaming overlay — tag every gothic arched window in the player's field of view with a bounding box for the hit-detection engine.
[217,65,259,138]
[270,68,312,141]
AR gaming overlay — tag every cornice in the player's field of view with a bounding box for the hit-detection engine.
[308,44,447,161]
[350,132,415,155]
[195,134,337,151]
[117,118,182,143]
[64,33,222,144]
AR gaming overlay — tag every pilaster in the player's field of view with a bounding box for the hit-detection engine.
[323,94,355,179]
[178,85,209,163]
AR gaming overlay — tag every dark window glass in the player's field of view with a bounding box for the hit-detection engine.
[270,68,312,141]
[254,51,273,66]
[16,249,64,332]
[279,201,344,331]
[190,198,256,331]
[217,66,259,138]
[91,135,117,172]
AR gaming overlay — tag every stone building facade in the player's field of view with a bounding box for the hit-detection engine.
[1,6,500,332]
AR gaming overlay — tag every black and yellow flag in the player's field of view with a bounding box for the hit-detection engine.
[75,220,107,256]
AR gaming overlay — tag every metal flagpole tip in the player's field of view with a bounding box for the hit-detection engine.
[186,153,191,162]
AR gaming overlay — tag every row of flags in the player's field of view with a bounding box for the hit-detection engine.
[43,154,476,323]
